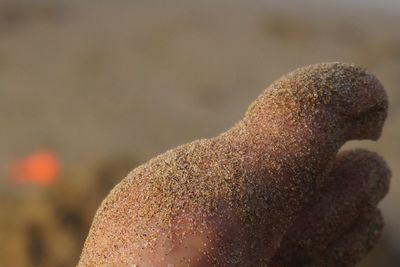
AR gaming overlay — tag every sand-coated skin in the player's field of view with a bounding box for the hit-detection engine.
[78,62,391,266]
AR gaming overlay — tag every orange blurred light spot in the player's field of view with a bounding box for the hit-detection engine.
[11,150,60,186]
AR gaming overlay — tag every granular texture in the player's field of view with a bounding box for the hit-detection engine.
[78,62,389,266]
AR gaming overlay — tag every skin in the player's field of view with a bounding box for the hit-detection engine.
[78,62,391,266]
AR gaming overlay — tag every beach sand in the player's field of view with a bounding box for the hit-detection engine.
[0,1,399,266]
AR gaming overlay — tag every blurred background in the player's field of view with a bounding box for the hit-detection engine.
[0,0,399,266]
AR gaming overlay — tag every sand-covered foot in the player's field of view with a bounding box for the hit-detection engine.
[268,149,391,266]
[78,62,389,266]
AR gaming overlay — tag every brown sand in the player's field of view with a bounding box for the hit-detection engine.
[78,62,389,266]
[269,149,390,266]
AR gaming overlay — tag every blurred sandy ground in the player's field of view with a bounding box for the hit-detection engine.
[0,0,399,266]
